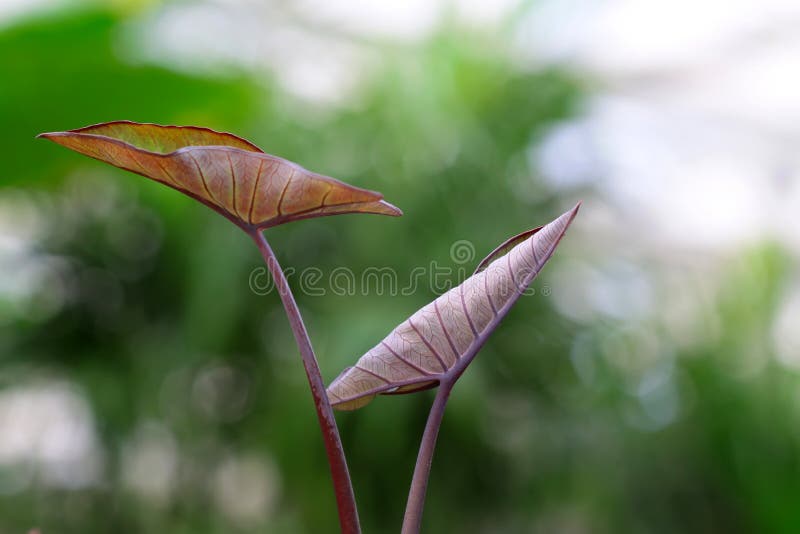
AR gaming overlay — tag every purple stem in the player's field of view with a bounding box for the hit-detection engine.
[401,380,454,534]
[250,229,360,534]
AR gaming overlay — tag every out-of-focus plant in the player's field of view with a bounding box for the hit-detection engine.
[39,121,578,533]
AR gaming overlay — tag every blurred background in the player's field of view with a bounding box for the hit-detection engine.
[1,0,799,532]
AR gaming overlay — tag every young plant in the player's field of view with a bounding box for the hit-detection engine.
[327,205,579,532]
[39,121,579,533]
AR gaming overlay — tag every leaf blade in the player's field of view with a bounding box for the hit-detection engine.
[327,203,580,410]
[38,121,402,228]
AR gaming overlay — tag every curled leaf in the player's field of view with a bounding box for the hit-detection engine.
[38,121,402,229]
[472,226,542,274]
[327,203,580,410]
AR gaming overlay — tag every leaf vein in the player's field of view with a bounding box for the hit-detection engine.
[380,340,433,376]
[354,365,391,384]
[434,300,461,360]
[483,272,498,316]
[248,159,265,224]
[227,153,239,218]
[276,170,294,216]
[408,319,448,372]
[459,284,479,337]
[187,153,216,204]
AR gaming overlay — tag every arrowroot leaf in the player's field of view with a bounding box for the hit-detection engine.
[327,203,580,410]
[38,121,402,229]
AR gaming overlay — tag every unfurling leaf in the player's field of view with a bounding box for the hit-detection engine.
[327,204,580,410]
[38,121,402,229]
[472,226,543,274]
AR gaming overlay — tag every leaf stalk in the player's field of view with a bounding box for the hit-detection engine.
[250,229,360,534]
[401,380,454,534]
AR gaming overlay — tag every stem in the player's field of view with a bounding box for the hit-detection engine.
[250,229,360,534]
[401,381,454,534]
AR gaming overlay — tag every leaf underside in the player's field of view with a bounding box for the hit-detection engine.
[327,203,580,410]
[38,121,402,229]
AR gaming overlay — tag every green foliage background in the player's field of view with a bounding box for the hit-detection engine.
[1,4,798,534]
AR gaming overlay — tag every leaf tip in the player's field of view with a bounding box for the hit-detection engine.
[378,199,403,217]
[557,201,582,228]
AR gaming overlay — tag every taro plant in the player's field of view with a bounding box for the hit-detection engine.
[39,121,579,533]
